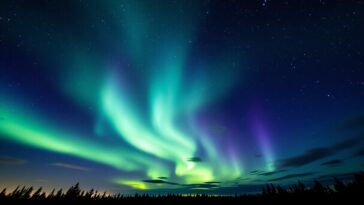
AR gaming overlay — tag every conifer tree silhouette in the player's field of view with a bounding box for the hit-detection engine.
[65,183,81,199]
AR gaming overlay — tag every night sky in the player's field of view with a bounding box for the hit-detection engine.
[1,0,364,195]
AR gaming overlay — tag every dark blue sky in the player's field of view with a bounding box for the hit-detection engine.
[0,0,364,194]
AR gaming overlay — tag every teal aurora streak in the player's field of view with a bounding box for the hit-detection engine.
[0,1,275,189]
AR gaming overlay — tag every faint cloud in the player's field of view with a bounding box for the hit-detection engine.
[320,159,342,166]
[50,162,90,171]
[142,179,166,184]
[276,115,364,169]
[204,181,221,184]
[333,137,362,150]
[249,170,264,175]
[269,172,315,182]
[142,179,179,185]
[277,137,362,168]
[187,157,203,162]
[141,179,221,189]
[318,172,355,181]
[279,148,332,168]
[183,183,220,189]
[236,177,250,181]
[338,114,364,130]
[355,147,364,157]
[259,169,287,176]
[0,156,26,165]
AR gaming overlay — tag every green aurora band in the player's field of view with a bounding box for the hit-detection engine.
[0,1,274,189]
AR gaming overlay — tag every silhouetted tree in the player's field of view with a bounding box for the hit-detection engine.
[276,185,287,195]
[262,187,267,196]
[270,184,277,194]
[313,180,326,193]
[48,188,55,199]
[101,191,107,199]
[0,188,6,199]
[55,188,63,199]
[65,183,81,199]
[32,187,43,200]
[85,188,94,199]
[22,187,33,199]
[10,186,20,198]
[334,177,346,192]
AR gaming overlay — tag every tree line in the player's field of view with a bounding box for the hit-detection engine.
[1,171,363,203]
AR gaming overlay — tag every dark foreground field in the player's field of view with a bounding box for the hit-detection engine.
[1,172,364,204]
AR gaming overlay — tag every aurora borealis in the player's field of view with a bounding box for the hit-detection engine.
[1,0,364,194]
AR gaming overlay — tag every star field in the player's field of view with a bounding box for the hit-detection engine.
[0,0,364,194]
